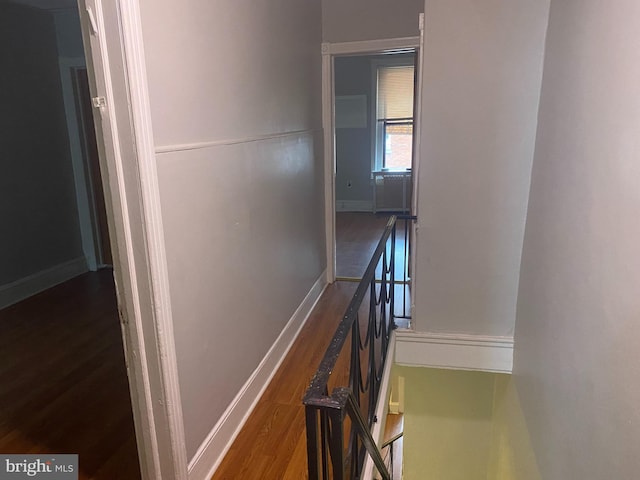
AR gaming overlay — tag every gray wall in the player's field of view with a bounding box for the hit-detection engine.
[513,0,640,476]
[322,0,423,43]
[413,0,550,336]
[53,8,85,58]
[138,0,325,459]
[334,55,375,209]
[0,3,83,286]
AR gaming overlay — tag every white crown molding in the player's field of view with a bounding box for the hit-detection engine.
[395,331,514,373]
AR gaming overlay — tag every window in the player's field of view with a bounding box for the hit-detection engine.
[374,63,415,171]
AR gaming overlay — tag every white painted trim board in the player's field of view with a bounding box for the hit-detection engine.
[322,51,336,284]
[114,0,189,477]
[395,331,514,374]
[187,271,328,480]
[0,257,88,310]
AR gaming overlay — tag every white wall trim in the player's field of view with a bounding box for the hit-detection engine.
[395,331,514,373]
[116,0,189,477]
[77,2,161,478]
[322,52,336,284]
[322,36,420,56]
[335,200,374,212]
[0,257,88,310]
[155,129,316,154]
[409,13,425,317]
[187,271,328,480]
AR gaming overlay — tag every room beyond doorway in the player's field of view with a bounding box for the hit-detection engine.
[332,49,418,288]
[0,271,141,480]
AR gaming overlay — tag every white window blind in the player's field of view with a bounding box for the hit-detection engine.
[376,66,415,120]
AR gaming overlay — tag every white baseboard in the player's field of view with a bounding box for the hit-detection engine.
[336,200,373,212]
[187,270,328,480]
[394,331,514,374]
[0,257,88,310]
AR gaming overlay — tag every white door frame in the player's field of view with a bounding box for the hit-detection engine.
[322,33,423,285]
[76,0,188,478]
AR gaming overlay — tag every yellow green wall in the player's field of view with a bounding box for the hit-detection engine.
[398,366,541,479]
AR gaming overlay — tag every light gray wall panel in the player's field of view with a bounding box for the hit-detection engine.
[139,0,324,459]
[413,0,549,336]
[322,0,423,43]
[514,0,640,477]
[140,0,322,147]
[157,133,324,457]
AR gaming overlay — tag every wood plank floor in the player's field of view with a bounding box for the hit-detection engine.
[0,270,141,480]
[336,212,412,328]
[336,212,392,279]
[336,212,410,281]
[212,281,363,480]
[212,280,403,479]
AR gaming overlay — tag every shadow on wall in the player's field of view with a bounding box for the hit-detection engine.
[397,366,541,480]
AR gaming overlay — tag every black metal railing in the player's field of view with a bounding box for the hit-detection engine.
[381,432,403,480]
[304,214,416,480]
[393,215,413,323]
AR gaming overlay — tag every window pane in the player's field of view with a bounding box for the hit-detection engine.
[384,123,413,169]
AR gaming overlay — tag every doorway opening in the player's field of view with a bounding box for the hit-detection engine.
[0,3,140,478]
[333,51,417,282]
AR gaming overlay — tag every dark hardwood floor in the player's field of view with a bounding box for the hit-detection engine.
[336,212,412,327]
[0,270,141,480]
[336,212,410,280]
[336,212,392,279]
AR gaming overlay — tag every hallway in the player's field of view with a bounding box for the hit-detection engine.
[212,281,357,479]
[212,276,406,479]
[0,271,140,480]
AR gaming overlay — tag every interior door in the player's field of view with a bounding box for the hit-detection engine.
[73,67,112,266]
